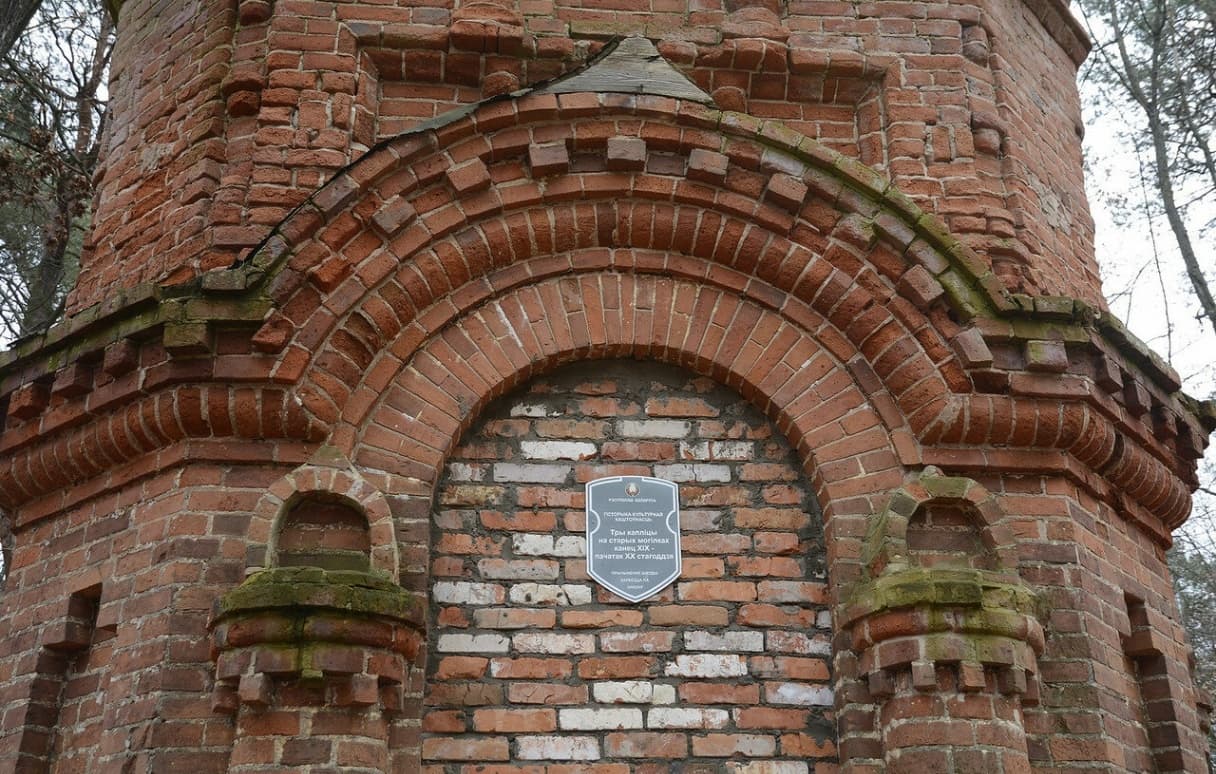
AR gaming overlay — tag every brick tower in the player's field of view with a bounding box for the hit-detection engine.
[0,0,1212,768]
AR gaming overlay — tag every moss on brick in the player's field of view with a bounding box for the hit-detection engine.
[214,566,424,626]
[843,566,1042,626]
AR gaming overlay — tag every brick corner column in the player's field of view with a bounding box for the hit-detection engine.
[209,567,424,772]
[839,567,1044,773]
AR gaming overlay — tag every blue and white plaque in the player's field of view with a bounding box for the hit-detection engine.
[585,476,681,602]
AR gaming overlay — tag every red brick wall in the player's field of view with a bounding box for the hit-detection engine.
[0,462,274,772]
[1,0,1209,768]
[74,0,1101,314]
[425,360,839,769]
[74,0,235,307]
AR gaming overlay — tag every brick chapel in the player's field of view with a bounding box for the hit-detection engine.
[0,0,1212,768]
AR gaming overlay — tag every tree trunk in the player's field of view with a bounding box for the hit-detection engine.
[1147,112,1216,336]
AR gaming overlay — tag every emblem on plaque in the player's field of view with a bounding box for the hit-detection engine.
[585,476,681,602]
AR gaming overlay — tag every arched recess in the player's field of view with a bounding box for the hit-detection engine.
[248,453,400,581]
[861,466,1020,578]
[421,359,840,767]
[348,268,913,595]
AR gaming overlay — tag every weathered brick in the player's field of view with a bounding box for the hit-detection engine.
[647,707,731,729]
[665,654,749,678]
[508,584,593,606]
[512,632,596,654]
[472,708,556,733]
[436,633,511,653]
[684,630,765,652]
[515,736,601,760]
[529,141,570,177]
[606,137,647,171]
[432,581,504,605]
[765,681,834,706]
[604,732,688,758]
[422,737,509,761]
[559,707,644,730]
[591,680,675,704]
[693,734,778,757]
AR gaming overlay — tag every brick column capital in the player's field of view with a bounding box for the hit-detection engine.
[209,567,424,715]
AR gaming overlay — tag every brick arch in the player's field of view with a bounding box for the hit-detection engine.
[0,98,1194,527]
[286,201,960,435]
[252,93,997,434]
[231,91,1193,527]
[350,269,910,587]
[325,248,926,447]
[861,467,1019,578]
[250,460,400,581]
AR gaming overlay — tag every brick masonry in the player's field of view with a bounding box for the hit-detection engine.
[73,0,1097,313]
[0,0,1212,770]
[426,361,837,768]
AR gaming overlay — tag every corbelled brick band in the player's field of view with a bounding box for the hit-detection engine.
[0,0,1213,772]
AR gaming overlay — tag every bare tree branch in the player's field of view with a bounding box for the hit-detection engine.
[0,0,43,61]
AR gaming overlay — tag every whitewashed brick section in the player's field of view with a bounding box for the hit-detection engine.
[664,654,748,678]
[520,440,598,460]
[592,681,673,704]
[513,632,596,654]
[493,463,571,483]
[600,632,674,652]
[559,708,644,730]
[510,403,561,418]
[432,581,503,605]
[509,583,593,606]
[553,536,586,556]
[477,559,559,580]
[515,736,601,760]
[679,440,754,460]
[654,463,732,483]
[513,534,586,557]
[512,534,553,555]
[682,509,725,531]
[616,419,690,438]
[726,763,810,774]
[436,633,510,653]
[474,608,546,629]
[685,630,765,652]
[767,682,834,706]
[757,581,827,603]
[648,707,730,728]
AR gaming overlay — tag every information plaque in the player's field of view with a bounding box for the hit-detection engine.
[585,476,681,602]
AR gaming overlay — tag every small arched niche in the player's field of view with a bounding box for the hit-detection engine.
[862,468,1019,579]
[906,501,998,571]
[275,494,372,572]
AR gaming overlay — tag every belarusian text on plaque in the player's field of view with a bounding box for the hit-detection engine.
[585,476,681,602]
